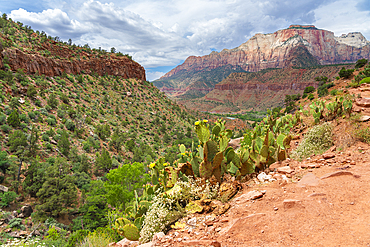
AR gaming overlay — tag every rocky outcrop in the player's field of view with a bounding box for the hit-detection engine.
[177,65,353,112]
[155,25,370,99]
[162,25,369,79]
[1,47,146,80]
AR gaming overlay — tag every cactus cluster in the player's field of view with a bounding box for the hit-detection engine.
[309,97,353,124]
[113,187,154,241]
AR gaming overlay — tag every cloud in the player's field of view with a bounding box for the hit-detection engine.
[314,0,370,39]
[146,71,165,81]
[9,8,89,39]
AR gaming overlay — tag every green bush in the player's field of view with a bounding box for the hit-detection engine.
[8,217,24,230]
[355,58,368,69]
[65,119,75,131]
[28,111,36,120]
[339,67,354,79]
[354,126,370,144]
[66,229,91,247]
[1,124,11,133]
[304,86,315,94]
[7,109,20,127]
[359,77,370,85]
[291,123,333,160]
[42,133,50,141]
[0,191,18,208]
[47,117,56,126]
[0,113,6,125]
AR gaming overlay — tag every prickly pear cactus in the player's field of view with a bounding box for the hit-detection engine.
[122,224,140,241]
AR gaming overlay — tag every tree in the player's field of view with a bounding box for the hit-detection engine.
[36,157,77,218]
[23,158,47,197]
[95,148,112,174]
[9,97,20,109]
[8,130,28,153]
[28,125,39,157]
[95,124,111,141]
[109,128,126,151]
[26,85,37,99]
[58,130,70,156]
[104,162,149,209]
[0,148,9,174]
[110,47,116,54]
[73,180,108,231]
[7,109,20,128]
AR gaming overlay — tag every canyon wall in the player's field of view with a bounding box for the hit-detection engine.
[1,46,146,80]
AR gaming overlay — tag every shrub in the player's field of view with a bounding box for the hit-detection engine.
[304,86,315,94]
[66,229,91,247]
[7,109,20,127]
[354,126,370,144]
[339,67,354,79]
[8,218,24,230]
[47,117,56,126]
[65,119,75,131]
[0,191,18,208]
[140,179,218,243]
[26,85,37,98]
[35,99,42,107]
[42,133,50,141]
[355,58,368,69]
[47,93,59,109]
[28,111,36,120]
[60,93,69,104]
[0,113,6,125]
[291,123,333,160]
[359,77,370,85]
[1,124,11,133]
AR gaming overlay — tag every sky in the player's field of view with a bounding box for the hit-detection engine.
[1,0,370,81]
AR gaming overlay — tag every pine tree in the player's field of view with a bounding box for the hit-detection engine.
[7,109,20,128]
[58,130,70,156]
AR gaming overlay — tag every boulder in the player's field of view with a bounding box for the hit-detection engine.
[0,185,9,193]
[20,205,33,218]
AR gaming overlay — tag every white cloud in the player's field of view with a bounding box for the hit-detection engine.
[314,0,370,39]
[146,71,165,81]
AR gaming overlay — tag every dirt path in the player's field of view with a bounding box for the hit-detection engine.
[148,143,370,247]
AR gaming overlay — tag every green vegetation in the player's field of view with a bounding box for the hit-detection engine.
[339,67,354,79]
[291,123,333,160]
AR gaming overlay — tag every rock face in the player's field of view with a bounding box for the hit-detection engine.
[155,25,370,99]
[163,25,369,79]
[0,43,145,80]
[178,65,351,112]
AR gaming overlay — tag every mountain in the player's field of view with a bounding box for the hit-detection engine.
[177,65,354,113]
[154,25,370,99]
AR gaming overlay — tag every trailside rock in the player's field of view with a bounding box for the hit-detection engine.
[283,199,303,209]
[277,166,293,174]
[322,152,336,159]
[320,171,356,179]
[235,190,264,204]
[297,173,320,187]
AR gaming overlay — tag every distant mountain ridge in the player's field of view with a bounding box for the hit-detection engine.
[154,25,370,99]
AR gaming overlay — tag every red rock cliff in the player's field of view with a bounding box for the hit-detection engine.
[161,25,370,79]
[0,46,146,80]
